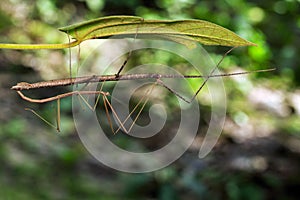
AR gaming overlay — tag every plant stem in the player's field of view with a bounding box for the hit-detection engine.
[0,40,80,50]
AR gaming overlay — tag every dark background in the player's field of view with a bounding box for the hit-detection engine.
[0,0,300,199]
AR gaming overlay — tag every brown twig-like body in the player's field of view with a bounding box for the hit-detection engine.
[11,69,275,91]
[12,68,275,133]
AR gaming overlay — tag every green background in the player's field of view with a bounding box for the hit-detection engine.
[0,0,300,199]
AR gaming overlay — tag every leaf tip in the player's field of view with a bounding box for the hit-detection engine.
[247,41,258,47]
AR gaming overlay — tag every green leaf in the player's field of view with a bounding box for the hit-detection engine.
[0,15,255,49]
[59,15,256,48]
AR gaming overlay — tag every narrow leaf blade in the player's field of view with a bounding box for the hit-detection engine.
[59,16,256,47]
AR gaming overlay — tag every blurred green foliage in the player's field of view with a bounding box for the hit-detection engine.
[1,0,300,199]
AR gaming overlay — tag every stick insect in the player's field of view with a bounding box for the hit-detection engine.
[12,59,274,133]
